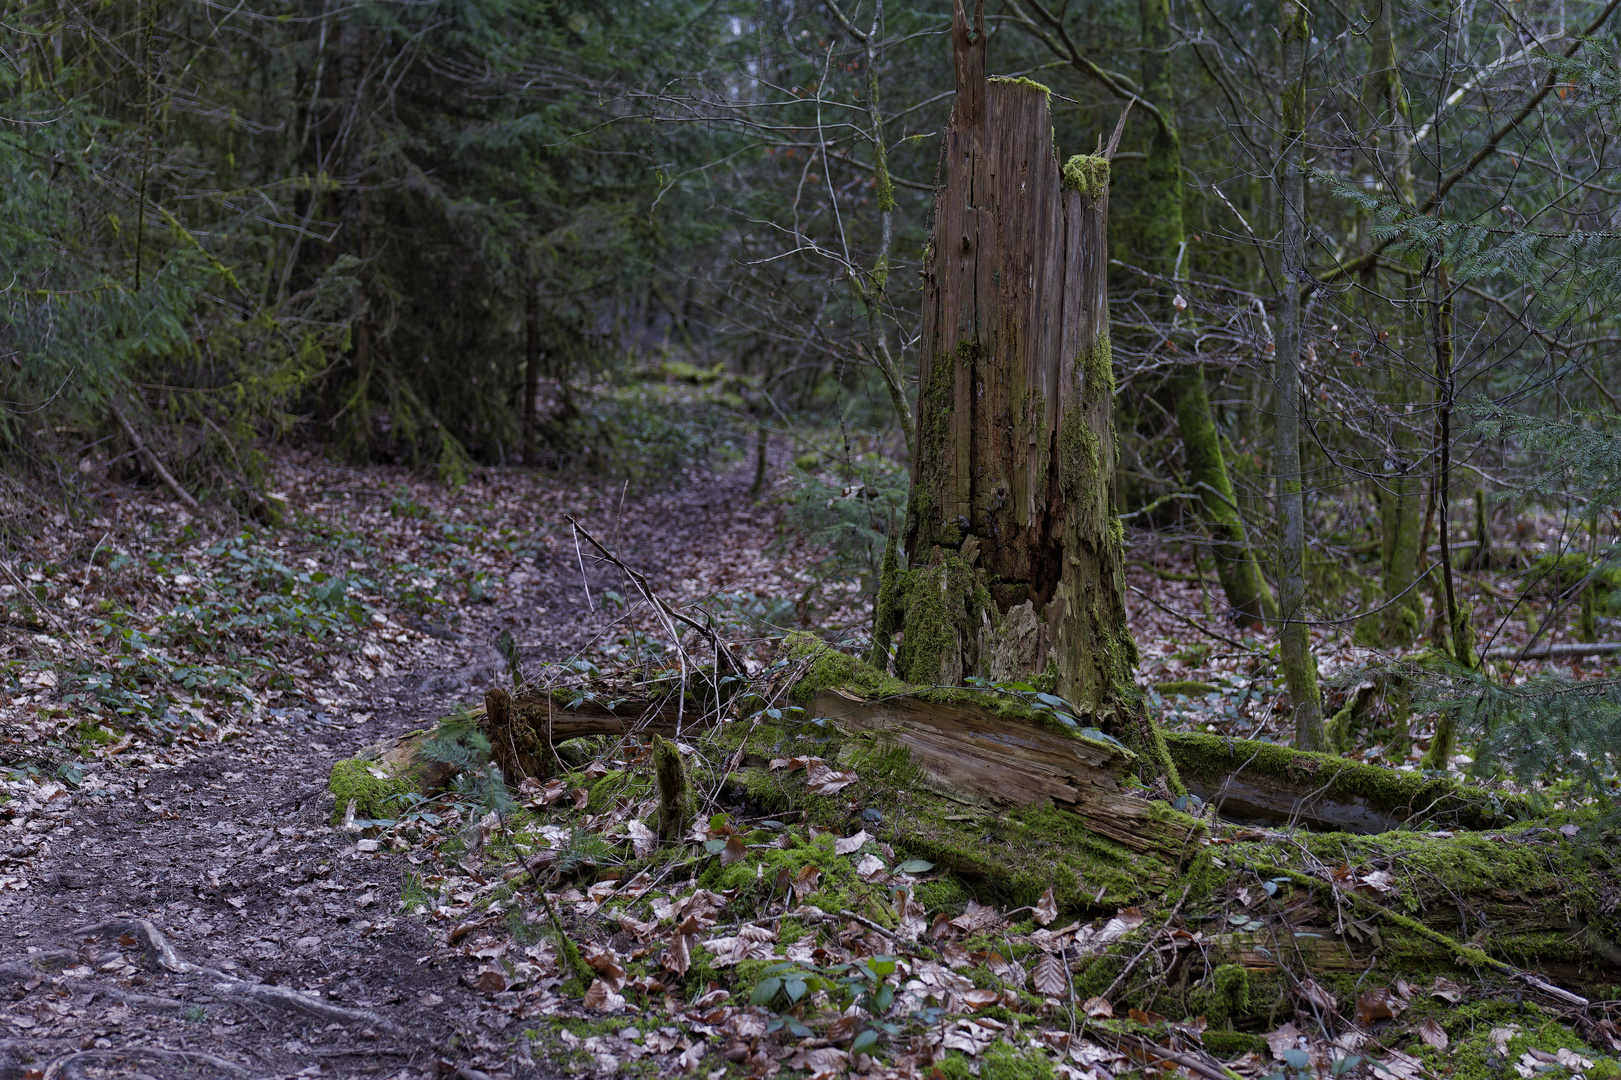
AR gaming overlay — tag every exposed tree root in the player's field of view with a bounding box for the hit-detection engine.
[42,1046,251,1079]
[73,919,402,1035]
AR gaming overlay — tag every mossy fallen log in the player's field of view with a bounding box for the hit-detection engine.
[1164,731,1534,833]
[754,679,1620,1001]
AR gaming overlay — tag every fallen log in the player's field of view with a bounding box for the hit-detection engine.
[330,651,1620,1004]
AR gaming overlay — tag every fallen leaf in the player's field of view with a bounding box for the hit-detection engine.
[789,1047,848,1078]
[1420,1019,1448,1051]
[1371,1050,1425,1080]
[791,864,822,900]
[1266,1022,1303,1060]
[1430,976,1466,1003]
[626,819,657,858]
[719,835,748,866]
[1356,987,1404,1025]
[1095,906,1145,944]
[1297,978,1337,1013]
[854,853,887,881]
[1033,886,1058,927]
[805,760,858,795]
[1129,1006,1167,1025]
[949,899,1002,934]
[835,830,869,856]
[570,787,590,810]
[1555,1048,1594,1070]
[1082,996,1113,1018]
[583,945,626,990]
[583,978,626,1013]
[465,964,506,995]
[1032,952,1067,997]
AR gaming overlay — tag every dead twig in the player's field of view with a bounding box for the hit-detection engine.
[109,403,206,518]
[1100,884,1192,1002]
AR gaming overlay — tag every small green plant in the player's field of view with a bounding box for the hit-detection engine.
[749,955,902,1052]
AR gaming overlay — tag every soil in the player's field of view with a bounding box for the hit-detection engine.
[0,463,779,1080]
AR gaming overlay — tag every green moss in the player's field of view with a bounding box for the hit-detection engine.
[981,1041,1055,1080]
[987,75,1052,99]
[1057,408,1101,500]
[1203,1031,1267,1058]
[1061,154,1110,199]
[327,757,414,824]
[1081,332,1114,402]
[785,631,910,706]
[1165,731,1532,830]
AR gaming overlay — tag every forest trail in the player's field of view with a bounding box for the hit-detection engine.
[0,462,779,1080]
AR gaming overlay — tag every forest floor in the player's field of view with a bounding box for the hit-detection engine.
[0,452,1613,1079]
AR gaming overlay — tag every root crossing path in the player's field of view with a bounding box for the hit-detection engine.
[0,462,784,1080]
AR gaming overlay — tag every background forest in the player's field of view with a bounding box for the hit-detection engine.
[5,0,1621,784]
[6,1,1621,1075]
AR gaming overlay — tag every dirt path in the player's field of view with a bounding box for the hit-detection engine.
[0,463,778,1080]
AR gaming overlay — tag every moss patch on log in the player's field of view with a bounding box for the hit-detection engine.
[327,757,416,824]
[1165,731,1533,830]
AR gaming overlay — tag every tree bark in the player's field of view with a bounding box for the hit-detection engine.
[1275,0,1325,750]
[875,0,1174,782]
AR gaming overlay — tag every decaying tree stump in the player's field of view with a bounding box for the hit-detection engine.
[866,3,1177,785]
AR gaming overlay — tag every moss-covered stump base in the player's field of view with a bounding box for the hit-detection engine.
[1166,732,1534,832]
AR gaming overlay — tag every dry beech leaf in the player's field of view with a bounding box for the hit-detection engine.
[582,978,626,1013]
[1034,886,1058,927]
[855,853,887,881]
[1266,1022,1303,1060]
[1420,1019,1449,1051]
[835,830,869,856]
[805,760,858,795]
[1356,987,1403,1026]
[961,988,1001,1010]
[626,819,657,859]
[1430,976,1466,1003]
[465,963,506,995]
[1032,952,1068,998]
[1298,978,1337,1013]
[719,835,748,866]
[1083,996,1114,1018]
[570,787,590,810]
[1129,1006,1167,1025]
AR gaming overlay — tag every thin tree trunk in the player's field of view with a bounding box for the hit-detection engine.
[1136,0,1276,628]
[523,283,539,467]
[1276,0,1324,750]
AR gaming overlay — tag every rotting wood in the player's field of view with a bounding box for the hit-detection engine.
[809,687,1201,861]
[1163,731,1531,832]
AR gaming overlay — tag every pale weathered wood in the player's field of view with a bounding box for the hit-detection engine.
[811,688,1198,858]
